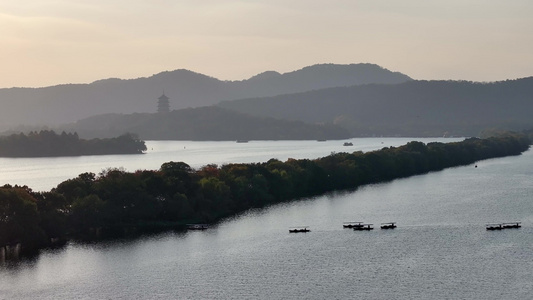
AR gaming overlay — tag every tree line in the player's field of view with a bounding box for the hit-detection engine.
[0,130,146,157]
[0,133,530,255]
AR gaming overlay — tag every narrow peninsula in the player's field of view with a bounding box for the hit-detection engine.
[0,132,530,258]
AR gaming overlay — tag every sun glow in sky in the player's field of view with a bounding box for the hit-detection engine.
[1,0,532,88]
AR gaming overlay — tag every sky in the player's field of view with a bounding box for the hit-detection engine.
[1,0,532,88]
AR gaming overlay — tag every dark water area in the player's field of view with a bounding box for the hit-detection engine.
[1,139,532,299]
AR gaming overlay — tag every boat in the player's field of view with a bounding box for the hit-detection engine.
[353,224,374,231]
[343,222,364,229]
[187,224,209,230]
[380,222,397,229]
[236,140,249,143]
[343,142,353,146]
[502,222,521,229]
[289,226,310,233]
[486,223,502,230]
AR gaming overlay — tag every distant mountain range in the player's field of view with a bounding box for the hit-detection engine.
[58,106,351,141]
[0,63,411,130]
[2,62,532,139]
[219,77,533,137]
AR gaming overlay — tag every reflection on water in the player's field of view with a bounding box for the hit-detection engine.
[1,141,533,299]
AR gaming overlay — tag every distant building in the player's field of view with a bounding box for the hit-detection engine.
[157,93,170,113]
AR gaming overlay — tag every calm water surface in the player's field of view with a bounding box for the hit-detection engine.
[1,138,532,299]
[0,138,458,191]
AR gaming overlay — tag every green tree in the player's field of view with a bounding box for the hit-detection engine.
[53,172,95,203]
[0,186,47,250]
[71,195,105,230]
[35,191,69,239]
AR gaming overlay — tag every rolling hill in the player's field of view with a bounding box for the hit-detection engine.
[0,63,411,131]
[58,106,351,141]
[218,77,533,137]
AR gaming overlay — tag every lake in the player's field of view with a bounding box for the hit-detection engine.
[0,138,459,192]
[1,138,532,299]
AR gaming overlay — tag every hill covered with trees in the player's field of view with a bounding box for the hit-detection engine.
[58,106,351,140]
[0,131,146,157]
[1,132,529,256]
[219,77,533,137]
[0,63,411,131]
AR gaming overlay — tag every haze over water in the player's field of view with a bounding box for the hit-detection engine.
[1,138,532,299]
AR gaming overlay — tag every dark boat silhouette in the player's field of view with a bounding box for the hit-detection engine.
[502,222,521,229]
[289,226,310,233]
[380,222,397,229]
[486,223,502,230]
[343,221,364,229]
[353,224,374,231]
[187,224,209,230]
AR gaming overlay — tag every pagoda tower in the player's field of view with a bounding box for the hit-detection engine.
[157,93,170,113]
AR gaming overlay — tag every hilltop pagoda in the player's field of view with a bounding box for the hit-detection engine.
[157,93,170,113]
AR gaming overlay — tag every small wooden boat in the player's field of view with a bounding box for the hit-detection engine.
[380,222,397,229]
[502,222,521,229]
[187,224,209,230]
[289,226,310,233]
[353,224,373,231]
[343,222,364,229]
[486,223,502,230]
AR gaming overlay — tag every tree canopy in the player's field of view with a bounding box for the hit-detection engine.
[0,130,146,157]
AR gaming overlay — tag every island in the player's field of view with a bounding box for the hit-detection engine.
[0,130,146,157]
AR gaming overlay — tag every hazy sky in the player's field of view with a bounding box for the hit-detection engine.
[1,0,532,88]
